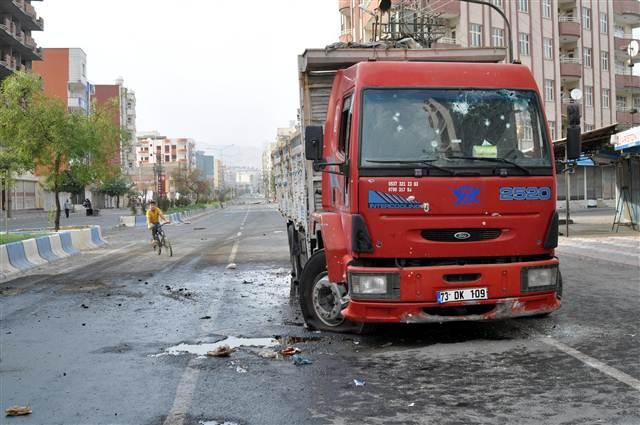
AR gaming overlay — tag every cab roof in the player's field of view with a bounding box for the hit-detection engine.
[343,61,539,91]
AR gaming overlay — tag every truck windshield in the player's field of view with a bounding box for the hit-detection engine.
[360,89,552,172]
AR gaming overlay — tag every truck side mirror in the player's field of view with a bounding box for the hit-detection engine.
[305,126,323,161]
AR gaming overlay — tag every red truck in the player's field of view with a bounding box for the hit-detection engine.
[273,47,579,331]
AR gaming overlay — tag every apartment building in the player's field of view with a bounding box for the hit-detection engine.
[0,0,43,78]
[339,0,640,136]
[1,0,43,211]
[195,150,215,184]
[93,78,137,173]
[32,48,91,114]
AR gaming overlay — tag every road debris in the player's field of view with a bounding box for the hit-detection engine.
[235,366,247,373]
[258,351,280,359]
[353,379,366,387]
[5,405,32,416]
[408,402,415,407]
[241,280,253,285]
[81,304,89,309]
[280,347,301,357]
[292,354,313,366]
[207,345,236,357]
[226,263,237,270]
[200,315,212,320]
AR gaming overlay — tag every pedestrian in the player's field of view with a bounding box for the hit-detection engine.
[64,199,72,219]
[83,198,93,216]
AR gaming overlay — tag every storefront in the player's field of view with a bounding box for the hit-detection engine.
[610,126,640,230]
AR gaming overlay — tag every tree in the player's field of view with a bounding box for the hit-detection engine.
[98,173,134,208]
[172,168,211,203]
[0,72,121,231]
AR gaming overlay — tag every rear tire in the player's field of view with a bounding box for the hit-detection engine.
[298,249,363,333]
[165,239,173,257]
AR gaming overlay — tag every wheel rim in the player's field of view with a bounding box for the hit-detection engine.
[311,272,345,327]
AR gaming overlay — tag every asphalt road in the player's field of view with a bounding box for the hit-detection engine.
[1,202,639,425]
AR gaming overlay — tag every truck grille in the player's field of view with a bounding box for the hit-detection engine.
[421,228,502,242]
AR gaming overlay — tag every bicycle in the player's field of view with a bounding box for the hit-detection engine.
[152,222,173,257]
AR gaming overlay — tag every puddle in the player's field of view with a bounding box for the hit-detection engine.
[158,336,279,357]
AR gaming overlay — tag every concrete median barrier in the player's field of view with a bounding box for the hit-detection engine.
[0,226,108,278]
[118,208,209,227]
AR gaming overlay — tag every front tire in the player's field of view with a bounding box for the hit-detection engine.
[298,249,362,333]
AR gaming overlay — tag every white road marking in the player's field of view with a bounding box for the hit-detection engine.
[164,207,250,425]
[542,337,640,392]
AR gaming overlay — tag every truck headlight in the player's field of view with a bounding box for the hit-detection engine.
[349,272,400,299]
[521,265,558,292]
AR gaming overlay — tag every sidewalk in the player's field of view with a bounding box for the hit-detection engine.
[1,208,130,234]
[559,207,639,237]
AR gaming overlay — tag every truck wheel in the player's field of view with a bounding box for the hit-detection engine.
[287,224,301,298]
[298,249,362,333]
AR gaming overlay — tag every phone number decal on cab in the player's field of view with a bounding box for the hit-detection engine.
[500,187,552,201]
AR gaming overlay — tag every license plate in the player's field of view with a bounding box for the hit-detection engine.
[437,288,488,304]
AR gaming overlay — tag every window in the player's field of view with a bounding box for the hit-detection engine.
[585,86,593,107]
[584,124,594,132]
[519,33,530,56]
[583,47,592,67]
[617,95,627,110]
[518,0,529,13]
[602,89,610,109]
[492,27,504,47]
[338,95,353,153]
[492,0,503,8]
[600,12,608,33]
[582,7,591,30]
[544,79,554,101]
[634,96,640,110]
[543,38,553,60]
[548,121,556,141]
[542,0,552,19]
[164,145,170,153]
[470,24,482,47]
[360,88,553,171]
[602,51,609,71]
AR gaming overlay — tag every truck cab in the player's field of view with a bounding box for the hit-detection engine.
[287,51,563,331]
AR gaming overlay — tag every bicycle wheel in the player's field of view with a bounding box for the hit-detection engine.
[164,238,173,257]
[157,236,163,255]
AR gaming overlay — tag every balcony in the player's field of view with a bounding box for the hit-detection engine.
[558,17,581,43]
[616,73,640,91]
[0,0,45,31]
[339,0,350,10]
[432,37,461,48]
[616,107,639,124]
[614,33,640,61]
[432,0,460,18]
[560,57,582,80]
[0,22,42,60]
[67,97,89,112]
[613,0,640,25]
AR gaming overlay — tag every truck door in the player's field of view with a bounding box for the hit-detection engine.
[335,94,353,210]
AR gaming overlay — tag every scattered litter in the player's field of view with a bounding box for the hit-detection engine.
[5,405,32,416]
[408,402,415,407]
[165,285,171,291]
[280,347,301,357]
[182,221,192,224]
[200,315,212,320]
[200,420,240,425]
[241,280,253,285]
[353,341,360,345]
[207,345,236,357]
[353,379,366,387]
[380,342,393,348]
[235,366,247,373]
[81,304,89,309]
[194,227,206,231]
[226,263,237,270]
[258,351,280,359]
[292,354,313,366]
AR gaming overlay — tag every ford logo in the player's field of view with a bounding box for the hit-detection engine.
[454,231,472,240]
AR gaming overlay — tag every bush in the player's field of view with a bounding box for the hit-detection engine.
[175,197,191,207]
[157,197,171,211]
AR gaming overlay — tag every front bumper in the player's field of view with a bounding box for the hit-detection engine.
[342,258,561,323]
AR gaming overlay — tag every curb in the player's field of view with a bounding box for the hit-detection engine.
[0,225,107,278]
[118,208,209,227]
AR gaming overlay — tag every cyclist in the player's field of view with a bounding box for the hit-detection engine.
[146,200,169,244]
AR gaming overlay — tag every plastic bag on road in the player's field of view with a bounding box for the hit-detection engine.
[292,354,313,366]
[207,345,236,357]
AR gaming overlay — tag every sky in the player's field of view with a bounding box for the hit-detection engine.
[36,0,340,167]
